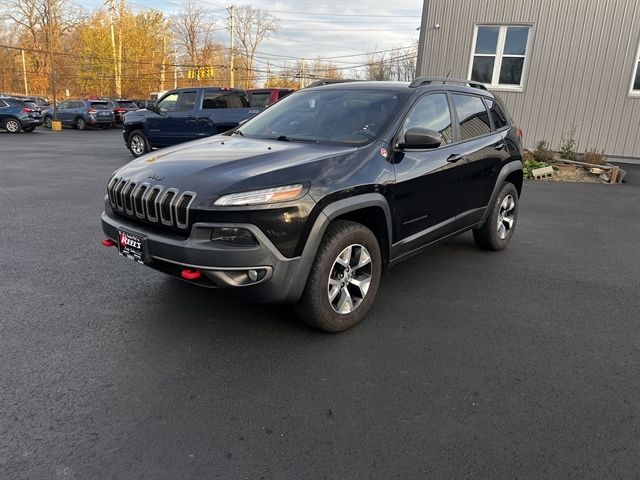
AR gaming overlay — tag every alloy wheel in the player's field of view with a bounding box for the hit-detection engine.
[130,135,146,156]
[5,119,20,133]
[327,244,372,314]
[497,194,516,239]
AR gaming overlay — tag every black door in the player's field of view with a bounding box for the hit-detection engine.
[390,92,465,258]
[450,93,510,226]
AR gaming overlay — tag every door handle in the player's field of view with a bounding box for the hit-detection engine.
[494,141,505,151]
[447,154,464,163]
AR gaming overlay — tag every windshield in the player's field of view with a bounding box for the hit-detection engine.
[249,92,271,107]
[238,89,406,145]
[91,101,110,110]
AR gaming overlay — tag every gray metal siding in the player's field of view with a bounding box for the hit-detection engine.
[418,0,640,159]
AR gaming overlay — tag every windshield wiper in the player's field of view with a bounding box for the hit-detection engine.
[232,129,244,136]
[273,135,318,143]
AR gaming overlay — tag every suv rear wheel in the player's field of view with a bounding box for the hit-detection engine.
[128,130,150,157]
[295,220,382,332]
[473,182,519,251]
[43,116,52,129]
[4,118,21,133]
[75,117,86,130]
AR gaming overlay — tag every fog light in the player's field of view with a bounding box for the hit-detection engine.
[248,269,258,282]
[210,227,257,247]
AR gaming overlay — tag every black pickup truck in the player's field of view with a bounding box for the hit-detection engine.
[123,87,261,157]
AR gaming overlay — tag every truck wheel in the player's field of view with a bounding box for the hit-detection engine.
[473,182,519,251]
[128,130,150,157]
[75,117,86,130]
[295,220,382,333]
[4,118,21,133]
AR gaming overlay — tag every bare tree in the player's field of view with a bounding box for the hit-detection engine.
[171,0,214,67]
[231,6,278,88]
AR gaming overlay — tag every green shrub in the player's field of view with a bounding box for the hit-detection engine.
[559,124,577,160]
[523,153,550,179]
[531,141,556,164]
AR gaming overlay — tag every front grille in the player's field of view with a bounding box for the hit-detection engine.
[107,177,196,230]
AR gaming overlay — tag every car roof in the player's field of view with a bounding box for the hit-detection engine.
[305,79,495,98]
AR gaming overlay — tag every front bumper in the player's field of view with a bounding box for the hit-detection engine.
[101,209,307,303]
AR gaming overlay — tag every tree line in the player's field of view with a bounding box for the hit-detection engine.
[0,0,416,99]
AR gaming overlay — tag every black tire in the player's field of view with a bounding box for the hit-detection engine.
[127,129,150,157]
[295,220,382,333]
[75,117,86,130]
[4,118,21,133]
[23,126,36,132]
[43,116,52,129]
[473,182,519,251]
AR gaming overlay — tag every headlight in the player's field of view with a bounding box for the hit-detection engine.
[213,184,306,206]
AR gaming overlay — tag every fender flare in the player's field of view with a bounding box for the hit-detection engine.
[286,193,393,302]
[479,161,523,225]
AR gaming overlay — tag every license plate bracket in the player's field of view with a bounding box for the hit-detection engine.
[117,230,145,264]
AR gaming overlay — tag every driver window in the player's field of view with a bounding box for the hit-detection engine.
[157,93,179,113]
[399,94,453,145]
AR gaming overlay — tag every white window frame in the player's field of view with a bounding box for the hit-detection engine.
[630,35,640,97]
[468,24,533,92]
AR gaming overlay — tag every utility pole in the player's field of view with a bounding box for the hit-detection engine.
[117,0,124,98]
[21,49,29,95]
[174,65,177,89]
[107,0,119,97]
[46,0,57,119]
[229,5,235,88]
[160,33,166,91]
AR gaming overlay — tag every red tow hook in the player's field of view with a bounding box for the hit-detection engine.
[102,238,116,247]
[181,269,202,280]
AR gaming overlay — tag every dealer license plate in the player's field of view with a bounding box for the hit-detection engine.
[118,230,144,264]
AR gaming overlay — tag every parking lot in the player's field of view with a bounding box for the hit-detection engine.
[2,128,640,479]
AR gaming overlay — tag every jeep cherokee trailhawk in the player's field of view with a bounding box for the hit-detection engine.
[101,78,524,332]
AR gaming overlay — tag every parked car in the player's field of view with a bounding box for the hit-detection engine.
[101,78,524,332]
[42,99,115,130]
[0,97,43,133]
[18,95,51,110]
[123,87,261,157]
[116,99,139,121]
[247,88,295,107]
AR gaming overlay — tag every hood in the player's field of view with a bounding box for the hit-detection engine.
[113,135,358,206]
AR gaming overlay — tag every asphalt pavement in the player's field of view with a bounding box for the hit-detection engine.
[1,128,640,479]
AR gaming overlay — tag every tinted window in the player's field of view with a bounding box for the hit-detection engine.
[90,101,110,110]
[0,100,8,108]
[634,61,640,91]
[179,91,197,111]
[485,99,508,129]
[239,90,406,146]
[118,101,137,108]
[249,92,271,107]
[278,90,293,100]
[400,93,453,144]
[202,91,250,109]
[452,94,491,140]
[157,93,179,112]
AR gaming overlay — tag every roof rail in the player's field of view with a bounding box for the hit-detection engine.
[305,78,361,88]
[409,77,488,91]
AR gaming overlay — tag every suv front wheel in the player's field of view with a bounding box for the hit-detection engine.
[473,182,519,251]
[295,220,382,332]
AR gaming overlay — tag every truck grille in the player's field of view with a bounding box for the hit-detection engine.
[107,177,196,230]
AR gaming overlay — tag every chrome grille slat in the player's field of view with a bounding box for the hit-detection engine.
[106,178,195,230]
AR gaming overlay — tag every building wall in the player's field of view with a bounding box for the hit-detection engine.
[417,0,640,159]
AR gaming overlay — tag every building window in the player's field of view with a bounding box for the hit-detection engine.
[632,39,640,95]
[469,25,531,89]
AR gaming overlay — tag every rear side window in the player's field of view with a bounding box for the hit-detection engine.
[452,94,491,140]
[0,100,8,108]
[400,93,453,144]
[202,91,250,109]
[485,98,508,129]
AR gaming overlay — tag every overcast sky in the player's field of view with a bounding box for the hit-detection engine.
[79,0,424,72]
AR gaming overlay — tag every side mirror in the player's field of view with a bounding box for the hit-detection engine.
[401,127,442,149]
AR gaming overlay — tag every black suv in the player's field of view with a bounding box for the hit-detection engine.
[101,78,523,332]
